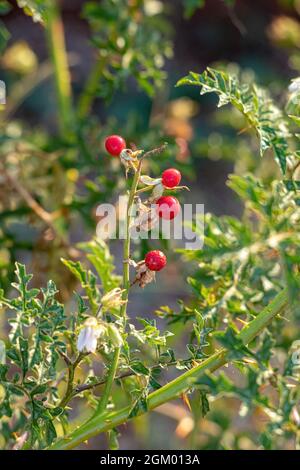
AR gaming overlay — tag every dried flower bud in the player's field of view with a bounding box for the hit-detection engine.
[77,317,106,354]
[107,324,123,348]
[101,288,126,310]
[131,199,158,232]
[120,149,143,176]
[132,260,156,288]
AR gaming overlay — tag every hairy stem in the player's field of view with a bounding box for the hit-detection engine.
[95,162,143,415]
[120,162,143,321]
[50,288,288,449]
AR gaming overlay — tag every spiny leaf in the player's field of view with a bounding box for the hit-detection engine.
[177,68,290,173]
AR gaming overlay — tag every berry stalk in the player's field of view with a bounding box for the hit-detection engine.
[94,157,143,417]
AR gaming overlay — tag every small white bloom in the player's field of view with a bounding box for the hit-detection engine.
[77,317,106,353]
[289,77,300,93]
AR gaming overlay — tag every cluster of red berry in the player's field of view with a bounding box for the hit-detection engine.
[105,135,182,274]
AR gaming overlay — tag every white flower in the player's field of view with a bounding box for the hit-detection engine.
[288,77,300,93]
[77,317,106,354]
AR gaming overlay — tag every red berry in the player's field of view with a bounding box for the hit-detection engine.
[105,135,126,156]
[145,250,167,271]
[162,168,181,188]
[156,196,180,220]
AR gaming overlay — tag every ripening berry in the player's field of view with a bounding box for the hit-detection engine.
[105,135,126,156]
[156,196,180,220]
[162,168,181,188]
[145,250,167,271]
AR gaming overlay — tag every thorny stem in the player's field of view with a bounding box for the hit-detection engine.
[120,162,143,320]
[70,359,194,396]
[92,144,168,417]
[50,288,288,449]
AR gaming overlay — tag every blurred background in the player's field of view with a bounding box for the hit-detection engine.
[1,0,300,450]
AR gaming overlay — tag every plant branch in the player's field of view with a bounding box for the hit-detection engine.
[94,157,145,416]
[94,347,121,416]
[141,143,168,161]
[77,57,104,120]
[44,1,73,136]
[57,353,85,409]
[50,288,288,449]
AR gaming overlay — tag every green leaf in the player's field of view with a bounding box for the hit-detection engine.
[129,392,148,419]
[129,361,150,376]
[0,19,9,53]
[0,1,11,14]
[177,68,289,173]
[214,327,257,361]
[199,390,210,418]
[61,258,100,313]
[183,0,205,18]
[79,239,121,292]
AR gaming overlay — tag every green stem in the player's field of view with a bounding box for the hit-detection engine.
[95,347,120,416]
[50,288,288,450]
[120,162,143,322]
[45,1,73,136]
[58,354,83,409]
[95,164,143,416]
[77,58,104,120]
